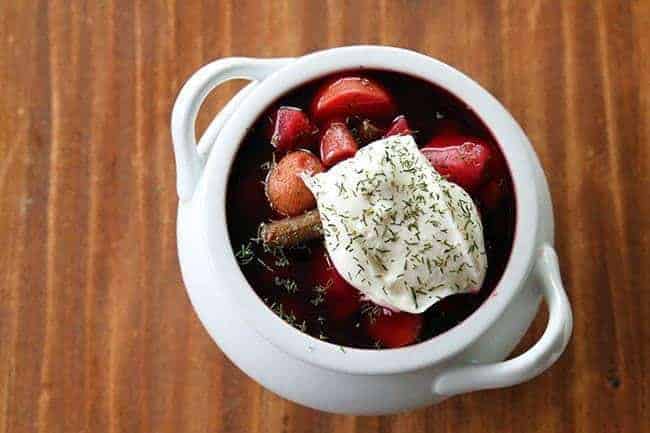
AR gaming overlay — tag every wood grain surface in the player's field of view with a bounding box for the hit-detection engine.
[1,1,648,432]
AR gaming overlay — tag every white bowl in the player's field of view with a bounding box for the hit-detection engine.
[171,46,572,414]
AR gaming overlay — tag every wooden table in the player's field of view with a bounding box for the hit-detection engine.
[1,1,648,432]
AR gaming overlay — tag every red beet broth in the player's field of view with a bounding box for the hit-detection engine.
[226,70,516,349]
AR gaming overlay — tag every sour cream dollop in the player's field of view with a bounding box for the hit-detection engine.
[301,136,487,314]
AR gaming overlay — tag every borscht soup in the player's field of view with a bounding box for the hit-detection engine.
[226,71,515,349]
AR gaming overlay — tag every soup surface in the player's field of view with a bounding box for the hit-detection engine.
[227,70,515,349]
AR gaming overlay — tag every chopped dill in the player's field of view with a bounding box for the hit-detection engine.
[274,276,299,293]
[235,242,255,265]
[256,257,273,272]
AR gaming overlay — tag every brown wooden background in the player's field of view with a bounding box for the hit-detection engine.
[1,1,648,432]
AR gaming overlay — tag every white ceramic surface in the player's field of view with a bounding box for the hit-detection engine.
[171,46,573,414]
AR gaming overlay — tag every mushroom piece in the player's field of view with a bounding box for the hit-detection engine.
[260,209,324,248]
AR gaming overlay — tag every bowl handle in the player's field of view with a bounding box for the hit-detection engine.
[171,57,294,202]
[432,244,573,396]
